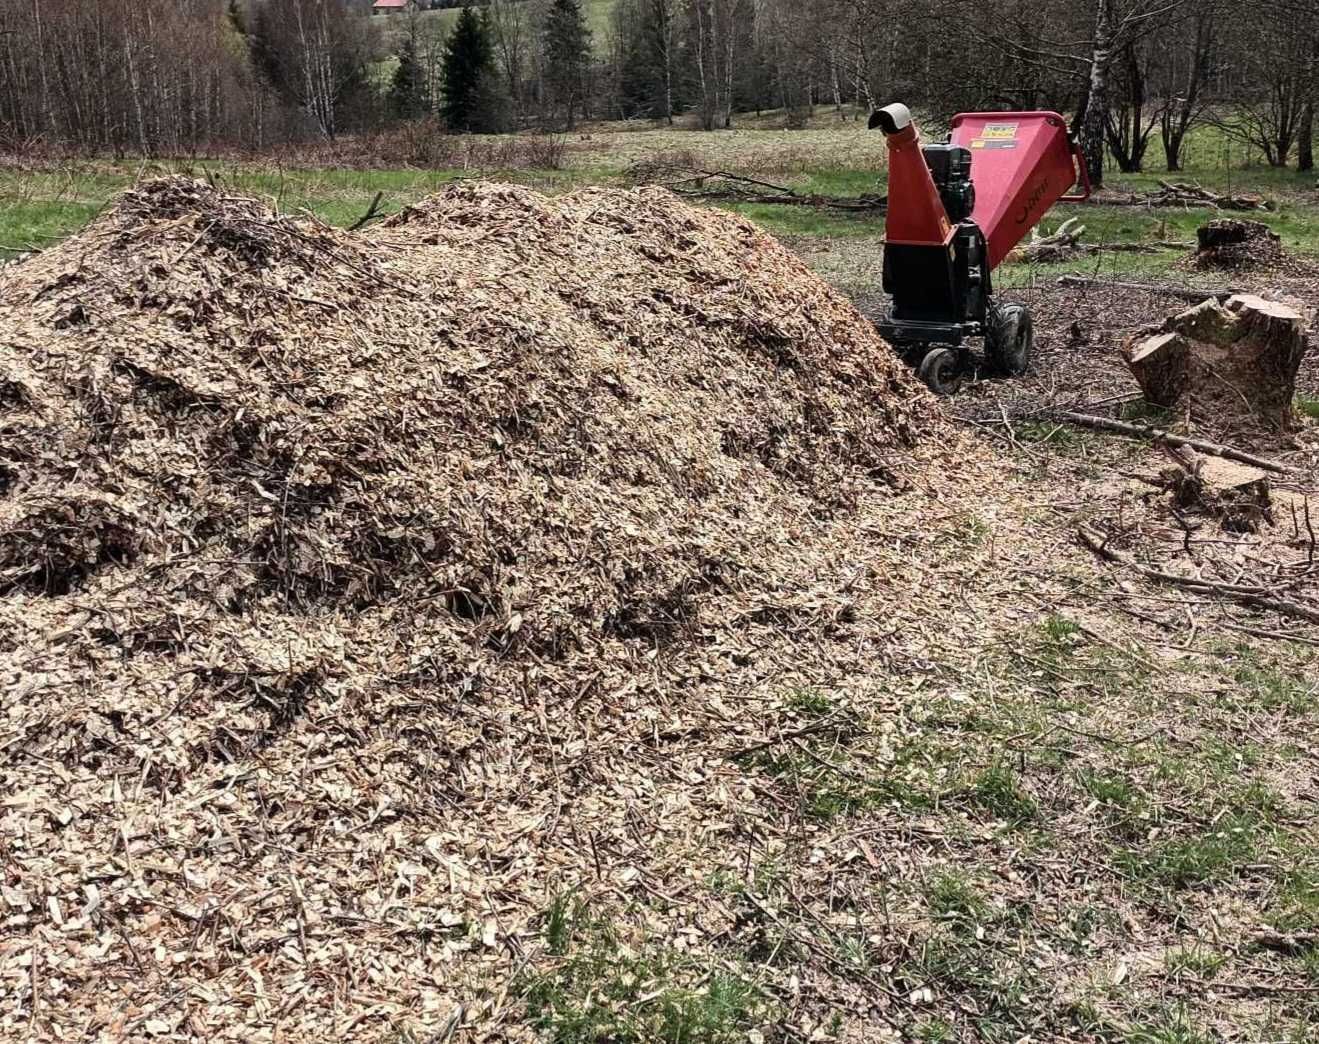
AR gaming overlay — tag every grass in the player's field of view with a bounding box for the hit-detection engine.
[1118,812,1264,890]
[966,760,1037,825]
[522,894,774,1043]
[924,870,989,922]
[5,108,1316,262]
[1164,944,1225,980]
[1125,1009,1217,1044]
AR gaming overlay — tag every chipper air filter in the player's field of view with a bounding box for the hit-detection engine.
[870,103,1090,394]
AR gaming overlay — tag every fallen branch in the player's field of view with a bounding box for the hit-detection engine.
[1057,412,1294,474]
[1056,275,1241,303]
[1078,527,1319,624]
[348,191,386,232]
[1101,180,1273,212]
[1017,217,1087,262]
[628,163,887,212]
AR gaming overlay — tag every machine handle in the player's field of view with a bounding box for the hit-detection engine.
[1059,140,1092,202]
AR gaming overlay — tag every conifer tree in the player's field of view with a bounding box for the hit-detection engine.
[542,0,591,129]
[390,30,428,119]
[441,6,497,132]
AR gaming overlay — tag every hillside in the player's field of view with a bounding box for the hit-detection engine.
[414,0,617,45]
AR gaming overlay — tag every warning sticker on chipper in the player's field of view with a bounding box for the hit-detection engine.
[970,122,1020,149]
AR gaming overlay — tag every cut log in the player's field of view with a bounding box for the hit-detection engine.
[1195,218,1283,267]
[1160,445,1273,531]
[1123,294,1308,430]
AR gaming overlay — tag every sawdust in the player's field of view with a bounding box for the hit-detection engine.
[0,177,958,1040]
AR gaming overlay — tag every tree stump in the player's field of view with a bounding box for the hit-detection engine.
[1160,444,1273,531]
[1124,294,1307,430]
[1195,218,1282,267]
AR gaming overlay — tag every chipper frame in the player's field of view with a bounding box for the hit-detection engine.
[870,103,1090,394]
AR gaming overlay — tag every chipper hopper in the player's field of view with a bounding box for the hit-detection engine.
[870,103,1091,394]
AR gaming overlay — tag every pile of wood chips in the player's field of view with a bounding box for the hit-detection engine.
[0,178,952,1041]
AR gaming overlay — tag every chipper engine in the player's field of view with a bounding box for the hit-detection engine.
[870,103,1091,394]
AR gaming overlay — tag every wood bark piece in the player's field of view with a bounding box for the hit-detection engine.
[1122,294,1307,430]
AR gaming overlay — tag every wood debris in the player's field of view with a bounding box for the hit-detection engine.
[1106,180,1274,212]
[626,160,888,212]
[0,176,953,1040]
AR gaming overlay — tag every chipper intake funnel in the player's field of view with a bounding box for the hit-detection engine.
[871,102,1090,395]
[950,111,1091,270]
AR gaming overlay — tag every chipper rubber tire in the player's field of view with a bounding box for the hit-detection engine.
[986,303,1034,377]
[918,347,963,396]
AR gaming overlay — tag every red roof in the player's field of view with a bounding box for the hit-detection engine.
[373,0,407,8]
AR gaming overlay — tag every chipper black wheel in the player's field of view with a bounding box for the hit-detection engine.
[986,303,1034,377]
[918,347,963,396]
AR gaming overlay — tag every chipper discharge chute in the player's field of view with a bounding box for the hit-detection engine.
[870,103,1091,394]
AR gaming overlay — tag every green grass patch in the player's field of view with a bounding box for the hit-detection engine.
[913,1017,956,1042]
[718,201,885,238]
[1300,394,1319,421]
[1124,1007,1216,1044]
[1014,421,1092,450]
[521,894,774,1043]
[1230,654,1318,714]
[1118,399,1174,424]
[925,870,989,923]
[1118,812,1262,889]
[1164,943,1225,980]
[966,760,1037,825]
[1266,859,1319,935]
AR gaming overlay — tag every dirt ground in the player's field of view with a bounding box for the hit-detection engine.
[743,241,1319,1042]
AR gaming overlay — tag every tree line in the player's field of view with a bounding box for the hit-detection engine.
[0,0,1311,186]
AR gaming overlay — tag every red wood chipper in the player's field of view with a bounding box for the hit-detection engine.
[870,103,1091,394]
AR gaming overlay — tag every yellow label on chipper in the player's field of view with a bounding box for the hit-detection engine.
[971,123,1020,150]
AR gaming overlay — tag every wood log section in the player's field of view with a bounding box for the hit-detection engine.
[1160,444,1273,531]
[1124,294,1308,430]
[1195,218,1282,266]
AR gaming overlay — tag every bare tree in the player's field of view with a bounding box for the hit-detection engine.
[1156,0,1217,171]
[1213,6,1308,166]
[487,0,532,120]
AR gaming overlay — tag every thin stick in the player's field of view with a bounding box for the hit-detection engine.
[1078,528,1319,624]
[1058,412,1293,474]
[1055,274,1241,303]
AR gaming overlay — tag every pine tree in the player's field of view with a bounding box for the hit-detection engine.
[441,6,497,132]
[390,30,427,119]
[542,0,591,130]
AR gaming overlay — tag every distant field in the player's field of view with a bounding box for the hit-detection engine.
[404,0,617,45]
[2,117,1315,269]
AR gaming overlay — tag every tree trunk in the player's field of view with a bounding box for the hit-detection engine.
[1124,294,1308,431]
[1299,98,1314,173]
[1081,0,1112,188]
